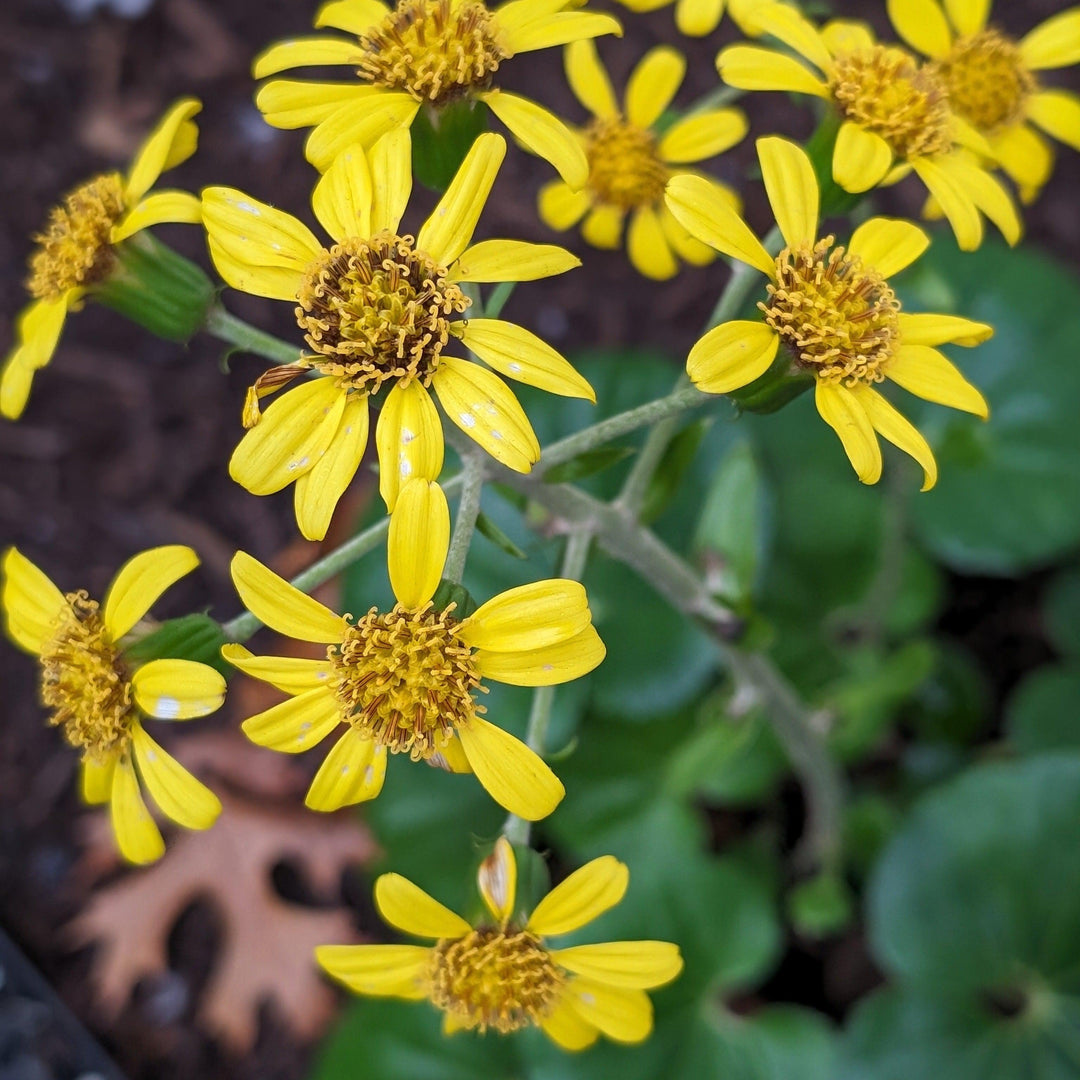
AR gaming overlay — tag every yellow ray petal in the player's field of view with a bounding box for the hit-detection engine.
[369,128,413,233]
[552,941,684,989]
[541,994,599,1050]
[306,729,386,810]
[562,980,653,1044]
[256,80,382,130]
[82,755,116,806]
[1020,9,1080,71]
[253,36,362,80]
[1,295,71,420]
[751,2,833,70]
[417,132,505,266]
[887,344,989,418]
[1028,90,1080,151]
[110,753,165,866]
[388,478,449,610]
[2,547,66,655]
[943,0,989,36]
[659,108,747,164]
[990,123,1053,194]
[565,39,617,119]
[480,91,587,190]
[814,380,882,485]
[206,238,306,303]
[686,320,779,395]
[821,19,875,54]
[111,190,201,244]
[457,717,564,819]
[315,944,430,999]
[896,313,993,347]
[102,545,198,641]
[432,358,540,472]
[675,0,724,38]
[449,240,580,283]
[474,624,605,686]
[848,217,930,279]
[660,204,717,266]
[911,157,983,252]
[625,46,685,129]
[131,659,226,721]
[886,0,952,58]
[478,836,517,925]
[241,686,342,752]
[759,136,819,247]
[125,97,201,205]
[581,204,624,249]
[312,145,373,242]
[627,206,678,281]
[428,734,472,774]
[664,174,774,277]
[498,11,622,54]
[230,551,345,643]
[527,855,628,936]
[935,154,1021,246]
[374,872,473,939]
[315,0,389,34]
[538,180,591,231]
[374,380,444,512]
[220,644,332,694]
[849,384,938,491]
[458,579,590,652]
[130,721,221,829]
[305,94,420,172]
[833,122,894,194]
[716,46,830,98]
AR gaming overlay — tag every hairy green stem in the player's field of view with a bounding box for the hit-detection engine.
[204,303,301,365]
[443,451,485,585]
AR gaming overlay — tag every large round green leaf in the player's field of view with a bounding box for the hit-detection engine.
[1006,665,1080,755]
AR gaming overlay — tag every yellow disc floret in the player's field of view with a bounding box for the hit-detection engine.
[427,928,564,1033]
[932,31,1036,133]
[761,237,900,386]
[329,602,483,759]
[830,46,953,159]
[584,119,669,210]
[39,592,134,761]
[27,173,126,301]
[296,232,470,394]
[358,0,508,104]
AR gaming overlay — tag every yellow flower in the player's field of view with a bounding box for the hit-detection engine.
[717,6,1022,251]
[316,836,682,1047]
[885,0,1080,203]
[666,137,994,489]
[252,0,622,184]
[1,546,225,865]
[203,131,592,537]
[538,41,747,280]
[0,99,203,420]
[224,479,604,820]
[611,0,765,40]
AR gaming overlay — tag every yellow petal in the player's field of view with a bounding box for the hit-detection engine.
[625,46,685,129]
[750,2,833,70]
[675,0,724,37]
[820,19,876,54]
[125,97,201,204]
[527,855,628,936]
[686,321,779,395]
[581,204,624,249]
[315,0,388,34]
[131,658,226,720]
[1,295,70,420]
[542,995,599,1051]
[453,319,595,400]
[480,91,587,190]
[942,0,989,36]
[552,941,684,989]
[627,206,678,281]
[111,190,202,244]
[563,980,653,1044]
[1020,9,1080,70]
[374,380,444,512]
[474,624,605,686]
[220,644,333,694]
[934,154,1021,246]
[759,136,819,247]
[814,380,882,485]
[428,734,472,774]
[256,79,382,130]
[990,123,1053,193]
[1028,90,1080,151]
[833,122,894,194]
[716,46,830,98]
[304,94,420,172]
[848,217,929,278]
[229,377,347,496]
[294,394,370,542]
[538,180,591,231]
[457,717,564,819]
[312,145,373,242]
[103,545,199,640]
[449,240,580,283]
[660,203,718,266]
[911,157,983,252]
[2,547,66,654]
[896,313,993,347]
[565,39,617,119]
[458,579,590,652]
[241,686,342,752]
[849,384,938,492]
[498,11,623,54]
[315,944,430,999]
[951,114,993,157]
[478,836,517,925]
[388,478,449,610]
[886,0,953,58]
[664,173,774,277]
[888,344,989,418]
[305,729,386,810]
[206,237,308,304]
[110,753,165,866]
[659,108,747,164]
[369,128,413,233]
[82,755,116,806]
[374,873,473,939]
[417,132,506,266]
[230,550,345,643]
[252,36,361,80]
[432,358,540,472]
[130,721,221,829]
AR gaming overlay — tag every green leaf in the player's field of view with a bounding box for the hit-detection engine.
[1006,665,1080,754]
[542,445,635,485]
[474,510,528,560]
[411,99,489,192]
[787,872,854,939]
[123,613,228,674]
[431,579,478,618]
[1044,566,1080,657]
[640,417,713,525]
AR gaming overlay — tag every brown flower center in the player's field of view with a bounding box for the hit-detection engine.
[584,118,669,210]
[932,30,1036,133]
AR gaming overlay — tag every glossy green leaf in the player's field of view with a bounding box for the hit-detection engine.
[474,510,528,560]
[1006,665,1080,754]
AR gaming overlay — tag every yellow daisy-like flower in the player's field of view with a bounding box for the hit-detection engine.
[538,41,747,280]
[611,0,766,40]
[717,6,1022,251]
[885,0,1080,203]
[224,478,605,821]
[0,99,203,420]
[666,137,994,489]
[203,131,591,538]
[1,546,225,865]
[252,0,621,184]
[317,836,682,1048]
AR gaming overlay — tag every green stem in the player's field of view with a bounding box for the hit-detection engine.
[204,303,301,365]
[443,451,485,585]
[485,281,516,319]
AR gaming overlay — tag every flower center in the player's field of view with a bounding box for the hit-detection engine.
[761,237,900,386]
[932,30,1035,132]
[27,173,126,301]
[584,118,669,210]
[38,592,134,761]
[296,232,470,394]
[427,928,564,1033]
[830,46,953,159]
[357,0,508,105]
[329,603,484,759]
